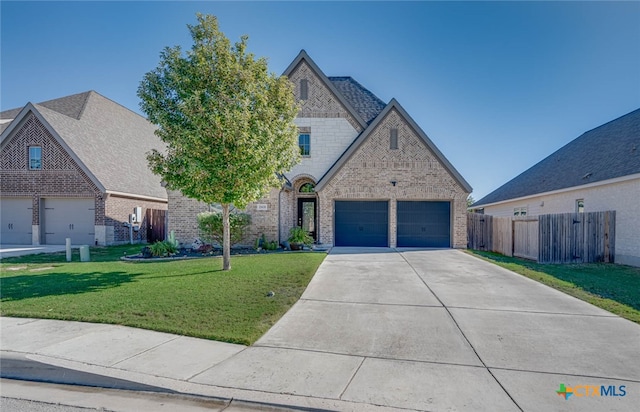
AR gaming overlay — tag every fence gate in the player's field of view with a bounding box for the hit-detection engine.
[146,209,166,243]
[513,218,539,260]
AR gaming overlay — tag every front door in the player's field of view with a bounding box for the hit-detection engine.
[297,198,317,241]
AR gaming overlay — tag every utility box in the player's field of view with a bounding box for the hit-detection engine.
[133,207,142,223]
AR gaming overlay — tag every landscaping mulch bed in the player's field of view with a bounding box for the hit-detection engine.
[122,245,325,261]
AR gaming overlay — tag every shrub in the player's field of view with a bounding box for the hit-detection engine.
[288,226,313,247]
[149,240,178,257]
[198,211,252,247]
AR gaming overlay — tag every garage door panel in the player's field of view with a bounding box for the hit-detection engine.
[335,201,388,247]
[0,198,32,244]
[43,198,95,245]
[397,201,450,248]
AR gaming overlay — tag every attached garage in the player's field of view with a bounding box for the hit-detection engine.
[335,201,388,247]
[43,198,95,245]
[0,198,33,244]
[397,201,451,248]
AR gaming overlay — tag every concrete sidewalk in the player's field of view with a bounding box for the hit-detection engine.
[0,244,73,259]
[2,248,639,411]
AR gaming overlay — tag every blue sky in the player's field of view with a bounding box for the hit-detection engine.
[2,1,639,200]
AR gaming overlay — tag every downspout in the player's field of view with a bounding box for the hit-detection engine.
[278,189,282,243]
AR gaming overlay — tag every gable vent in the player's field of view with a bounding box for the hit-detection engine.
[390,128,398,150]
[300,79,308,100]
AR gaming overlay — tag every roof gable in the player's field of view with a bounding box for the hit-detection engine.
[474,108,640,207]
[283,50,368,130]
[316,98,472,193]
[1,103,105,192]
[1,91,167,200]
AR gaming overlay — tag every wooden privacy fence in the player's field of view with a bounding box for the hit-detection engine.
[467,211,616,264]
[146,208,167,243]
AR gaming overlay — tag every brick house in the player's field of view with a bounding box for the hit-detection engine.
[472,108,640,267]
[0,91,167,245]
[169,50,472,248]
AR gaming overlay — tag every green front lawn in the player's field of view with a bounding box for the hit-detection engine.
[1,246,325,345]
[467,250,640,324]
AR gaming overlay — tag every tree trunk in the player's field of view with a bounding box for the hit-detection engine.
[222,203,231,271]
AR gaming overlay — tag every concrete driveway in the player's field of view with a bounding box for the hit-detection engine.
[192,248,640,411]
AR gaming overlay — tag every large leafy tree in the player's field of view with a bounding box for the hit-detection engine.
[138,14,300,270]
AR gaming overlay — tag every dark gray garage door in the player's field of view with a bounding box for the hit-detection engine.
[335,201,388,247]
[397,201,451,247]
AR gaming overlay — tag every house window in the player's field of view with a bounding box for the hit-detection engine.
[299,182,315,193]
[29,146,42,170]
[299,133,310,156]
[576,199,584,213]
[300,79,308,100]
[390,128,398,150]
[514,207,527,216]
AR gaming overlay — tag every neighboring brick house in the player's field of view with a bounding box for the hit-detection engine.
[170,50,471,248]
[472,108,640,267]
[0,91,167,245]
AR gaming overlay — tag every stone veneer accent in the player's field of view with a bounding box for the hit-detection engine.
[1,112,167,245]
[317,108,469,248]
[288,117,359,182]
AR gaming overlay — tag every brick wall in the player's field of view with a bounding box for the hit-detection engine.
[104,195,167,244]
[288,60,363,132]
[318,108,469,248]
[0,113,103,232]
[167,188,280,247]
[1,112,168,246]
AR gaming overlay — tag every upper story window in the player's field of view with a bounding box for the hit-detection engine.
[299,183,315,193]
[390,128,398,150]
[576,199,584,213]
[300,79,308,100]
[514,207,527,216]
[29,146,42,170]
[299,133,310,156]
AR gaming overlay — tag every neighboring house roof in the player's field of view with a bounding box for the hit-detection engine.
[316,98,473,193]
[473,108,640,207]
[328,76,386,125]
[0,91,167,200]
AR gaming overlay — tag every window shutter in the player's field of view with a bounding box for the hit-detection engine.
[300,79,308,100]
[390,128,398,149]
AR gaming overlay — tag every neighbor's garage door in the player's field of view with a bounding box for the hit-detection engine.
[335,201,388,247]
[397,201,451,247]
[0,198,32,244]
[43,198,95,245]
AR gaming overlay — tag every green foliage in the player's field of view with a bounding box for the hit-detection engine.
[167,230,179,248]
[198,211,251,246]
[138,13,299,270]
[288,226,314,247]
[149,240,178,257]
[138,13,300,209]
[0,253,326,345]
[256,233,278,250]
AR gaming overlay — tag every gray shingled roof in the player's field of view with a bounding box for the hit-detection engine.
[474,108,640,207]
[329,77,386,125]
[1,91,167,200]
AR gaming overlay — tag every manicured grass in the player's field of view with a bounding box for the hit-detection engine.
[1,247,326,345]
[467,250,640,324]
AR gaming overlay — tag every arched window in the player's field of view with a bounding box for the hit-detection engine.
[299,182,315,193]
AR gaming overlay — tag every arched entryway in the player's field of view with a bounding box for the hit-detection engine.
[293,177,318,242]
